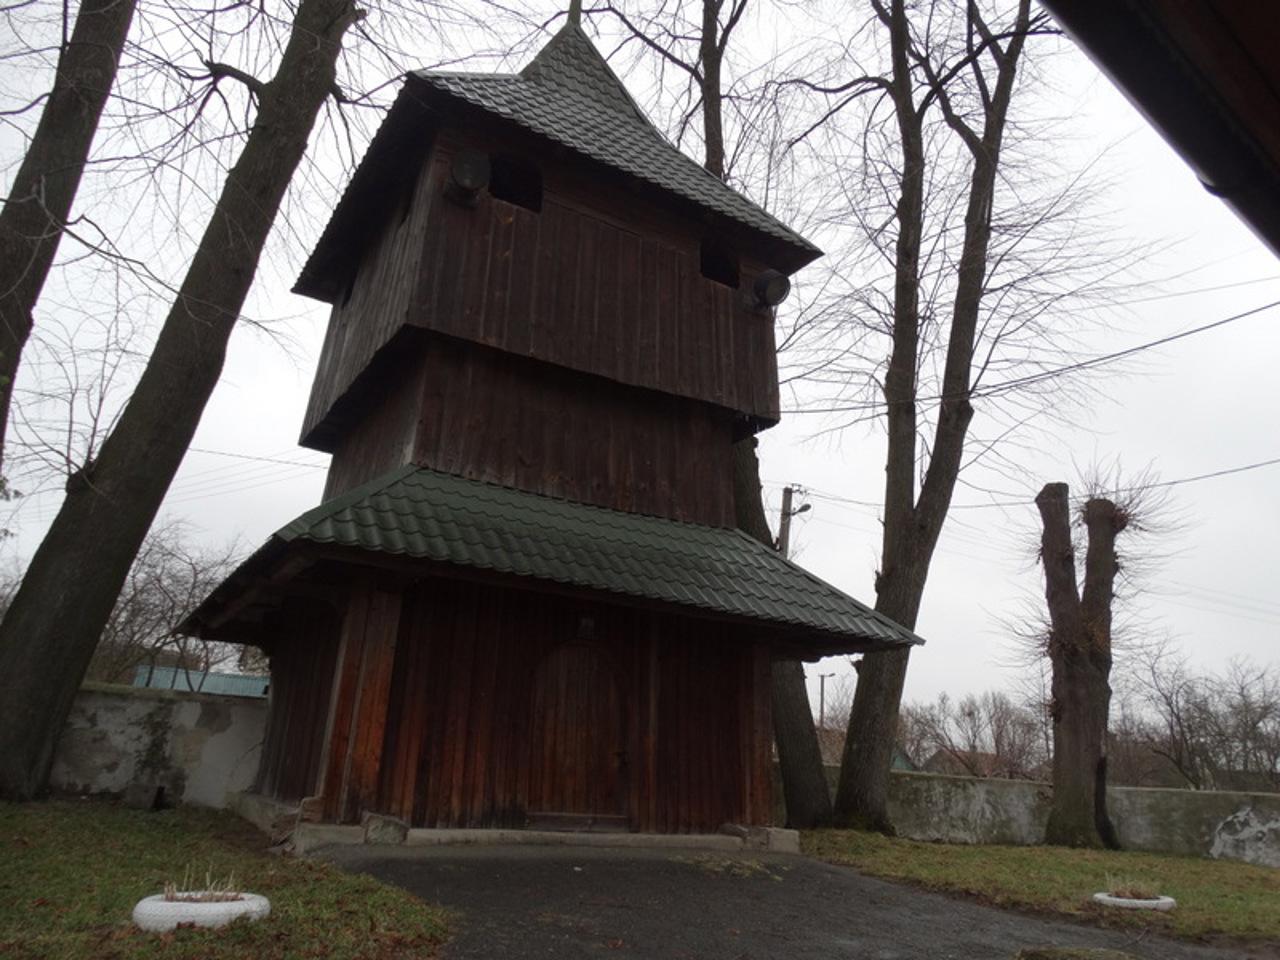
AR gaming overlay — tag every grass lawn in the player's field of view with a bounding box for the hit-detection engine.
[0,798,450,959]
[805,829,1280,947]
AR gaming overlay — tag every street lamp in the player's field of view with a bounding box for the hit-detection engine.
[818,672,835,731]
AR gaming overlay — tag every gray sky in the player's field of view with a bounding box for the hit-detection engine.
[3,3,1276,713]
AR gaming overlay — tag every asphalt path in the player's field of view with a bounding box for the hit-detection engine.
[320,843,1274,960]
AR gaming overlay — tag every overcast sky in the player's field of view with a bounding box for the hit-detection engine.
[3,4,1277,716]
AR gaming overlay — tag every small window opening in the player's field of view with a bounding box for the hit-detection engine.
[700,240,739,288]
[490,154,543,212]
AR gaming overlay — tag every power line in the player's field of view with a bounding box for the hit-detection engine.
[768,451,1280,514]
[186,446,327,470]
[782,297,1280,417]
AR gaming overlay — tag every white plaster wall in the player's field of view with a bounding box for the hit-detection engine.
[51,682,267,809]
[883,771,1280,867]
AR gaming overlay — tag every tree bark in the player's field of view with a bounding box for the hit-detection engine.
[698,0,726,180]
[0,0,361,800]
[0,0,138,479]
[833,0,1032,831]
[732,438,832,827]
[1036,482,1122,848]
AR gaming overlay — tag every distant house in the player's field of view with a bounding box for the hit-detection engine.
[184,14,921,835]
[132,665,269,699]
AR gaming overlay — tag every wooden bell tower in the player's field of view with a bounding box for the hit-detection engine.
[293,16,819,525]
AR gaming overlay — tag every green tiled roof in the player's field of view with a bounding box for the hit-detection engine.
[270,466,921,650]
[414,22,820,263]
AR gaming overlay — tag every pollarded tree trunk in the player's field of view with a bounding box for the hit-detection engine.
[0,0,362,801]
[0,0,138,478]
[1036,482,1122,848]
[732,438,832,827]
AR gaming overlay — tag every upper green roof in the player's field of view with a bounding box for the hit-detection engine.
[258,465,921,652]
[294,20,821,301]
[414,22,820,260]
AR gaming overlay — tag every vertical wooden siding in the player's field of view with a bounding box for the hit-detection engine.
[254,602,341,803]
[317,577,404,823]
[368,579,771,833]
[303,151,436,446]
[302,140,780,449]
[321,335,737,526]
[257,576,775,833]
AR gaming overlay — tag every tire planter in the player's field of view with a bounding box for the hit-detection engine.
[132,892,271,931]
[1092,892,1176,911]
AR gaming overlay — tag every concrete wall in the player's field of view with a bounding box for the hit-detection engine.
[53,684,1279,868]
[885,770,1280,868]
[51,682,268,809]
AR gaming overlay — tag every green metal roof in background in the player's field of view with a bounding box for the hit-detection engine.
[272,465,922,650]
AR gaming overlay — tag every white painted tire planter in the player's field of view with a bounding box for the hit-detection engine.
[132,892,271,931]
[1092,892,1176,911]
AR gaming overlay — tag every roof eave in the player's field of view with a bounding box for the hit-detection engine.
[184,536,918,657]
[1041,0,1280,258]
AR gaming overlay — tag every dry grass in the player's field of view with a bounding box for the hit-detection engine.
[0,798,450,959]
[804,830,1280,946]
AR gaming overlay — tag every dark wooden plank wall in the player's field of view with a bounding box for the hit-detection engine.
[320,354,426,500]
[368,579,772,833]
[322,334,738,526]
[649,618,752,833]
[317,576,404,823]
[302,133,781,448]
[303,149,435,445]
[254,602,341,802]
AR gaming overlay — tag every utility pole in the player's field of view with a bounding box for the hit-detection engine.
[777,486,810,559]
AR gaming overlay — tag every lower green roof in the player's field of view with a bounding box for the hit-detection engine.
[265,466,921,650]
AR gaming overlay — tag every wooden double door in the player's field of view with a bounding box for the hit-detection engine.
[526,642,627,830]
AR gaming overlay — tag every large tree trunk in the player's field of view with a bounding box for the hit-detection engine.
[1036,482,1122,848]
[732,438,832,827]
[0,0,361,801]
[833,0,1032,830]
[0,0,138,478]
[690,0,829,829]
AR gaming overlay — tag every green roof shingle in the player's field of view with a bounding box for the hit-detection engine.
[414,22,820,261]
[266,466,921,650]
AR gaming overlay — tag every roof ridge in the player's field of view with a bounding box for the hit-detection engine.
[519,19,653,129]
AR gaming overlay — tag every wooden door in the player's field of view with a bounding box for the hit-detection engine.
[527,642,625,829]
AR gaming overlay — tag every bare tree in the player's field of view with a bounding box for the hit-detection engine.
[0,0,137,480]
[815,0,1057,830]
[897,690,1046,778]
[0,0,362,800]
[1136,647,1280,792]
[84,520,241,687]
